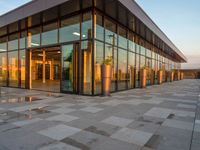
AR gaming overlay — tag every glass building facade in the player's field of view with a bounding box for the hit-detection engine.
[0,0,185,95]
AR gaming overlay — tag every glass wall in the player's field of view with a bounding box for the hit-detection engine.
[8,50,18,87]
[59,15,80,43]
[19,50,26,88]
[0,52,7,86]
[0,3,183,95]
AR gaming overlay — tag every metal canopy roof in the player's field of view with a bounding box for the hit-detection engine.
[0,0,187,62]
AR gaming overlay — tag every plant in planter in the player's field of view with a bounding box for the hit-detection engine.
[158,69,163,84]
[101,56,113,96]
[140,66,148,88]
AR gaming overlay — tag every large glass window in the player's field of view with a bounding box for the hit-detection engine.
[118,48,127,90]
[129,33,135,52]
[95,13,104,41]
[105,44,117,92]
[20,31,26,49]
[128,52,135,89]
[140,46,146,56]
[28,14,41,28]
[0,52,7,86]
[42,22,58,45]
[0,37,7,52]
[82,12,92,40]
[135,54,140,88]
[60,15,80,43]
[81,41,92,95]
[105,18,117,46]
[8,51,18,87]
[27,27,41,47]
[94,41,104,94]
[8,33,18,51]
[118,26,127,49]
[19,50,26,88]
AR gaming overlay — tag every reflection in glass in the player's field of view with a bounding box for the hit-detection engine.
[20,31,26,49]
[118,26,127,49]
[8,34,18,51]
[118,48,127,90]
[81,41,92,95]
[95,14,104,41]
[27,27,41,47]
[60,15,80,43]
[105,18,117,45]
[82,12,92,40]
[42,22,58,45]
[62,44,75,92]
[20,50,26,88]
[0,52,7,86]
[128,52,135,88]
[8,51,18,87]
[94,41,104,94]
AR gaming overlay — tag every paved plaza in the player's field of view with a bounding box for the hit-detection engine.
[0,79,200,150]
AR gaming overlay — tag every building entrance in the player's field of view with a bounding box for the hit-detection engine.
[30,47,61,92]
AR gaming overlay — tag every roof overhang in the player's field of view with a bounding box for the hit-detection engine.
[118,0,187,62]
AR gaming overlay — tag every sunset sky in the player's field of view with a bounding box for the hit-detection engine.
[136,0,200,69]
[0,0,199,69]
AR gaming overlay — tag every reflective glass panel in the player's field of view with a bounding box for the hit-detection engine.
[94,41,104,94]
[27,27,41,47]
[105,18,117,46]
[8,34,18,51]
[118,26,127,49]
[128,52,135,89]
[19,50,26,88]
[82,12,92,40]
[42,22,58,45]
[95,13,104,41]
[81,41,92,95]
[118,48,127,90]
[8,50,18,87]
[0,52,7,86]
[60,15,80,43]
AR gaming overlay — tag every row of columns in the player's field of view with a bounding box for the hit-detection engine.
[140,69,184,88]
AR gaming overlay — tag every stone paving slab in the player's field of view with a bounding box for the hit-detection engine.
[0,79,200,150]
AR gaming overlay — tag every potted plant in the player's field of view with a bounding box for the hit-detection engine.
[101,56,112,96]
[140,66,148,88]
[170,69,175,82]
[158,69,163,84]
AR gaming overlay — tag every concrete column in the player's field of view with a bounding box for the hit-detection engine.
[50,59,54,80]
[42,50,46,83]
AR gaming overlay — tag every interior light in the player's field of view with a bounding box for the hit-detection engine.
[31,42,39,46]
[0,49,6,52]
[73,32,80,36]
[57,51,61,54]
[82,35,86,38]
[38,54,43,57]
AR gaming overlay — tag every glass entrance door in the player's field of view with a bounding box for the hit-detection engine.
[30,47,61,92]
[61,43,80,93]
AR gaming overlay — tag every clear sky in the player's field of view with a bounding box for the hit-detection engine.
[0,0,199,69]
[136,0,200,69]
